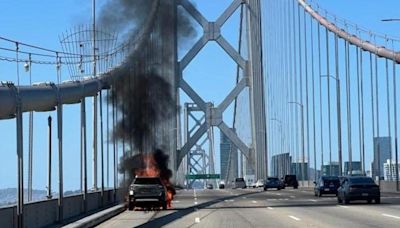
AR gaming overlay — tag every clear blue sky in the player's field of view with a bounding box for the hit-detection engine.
[0,0,400,193]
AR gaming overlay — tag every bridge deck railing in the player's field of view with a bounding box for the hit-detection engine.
[0,188,124,228]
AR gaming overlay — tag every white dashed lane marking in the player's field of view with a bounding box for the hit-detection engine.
[382,214,400,220]
[288,215,301,221]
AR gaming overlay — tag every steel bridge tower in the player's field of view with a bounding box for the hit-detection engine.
[174,0,268,181]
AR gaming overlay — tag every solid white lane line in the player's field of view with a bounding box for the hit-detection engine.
[195,217,200,223]
[290,196,295,198]
[337,205,349,209]
[382,214,400,220]
[172,200,180,203]
[267,207,274,210]
[252,200,258,203]
[224,199,234,202]
[288,215,301,221]
[309,199,317,202]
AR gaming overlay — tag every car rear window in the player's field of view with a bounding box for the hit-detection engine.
[235,178,245,182]
[267,178,279,181]
[134,177,162,185]
[349,177,375,184]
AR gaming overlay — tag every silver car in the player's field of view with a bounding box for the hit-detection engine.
[234,177,247,189]
[128,176,167,210]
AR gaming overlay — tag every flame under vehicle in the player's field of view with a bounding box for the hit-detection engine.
[128,176,168,210]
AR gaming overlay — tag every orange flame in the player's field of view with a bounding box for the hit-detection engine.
[134,153,175,208]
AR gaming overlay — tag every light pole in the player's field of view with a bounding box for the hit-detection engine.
[270,118,284,178]
[381,18,399,191]
[289,102,305,186]
[321,74,342,176]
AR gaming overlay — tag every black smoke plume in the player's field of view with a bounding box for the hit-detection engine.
[98,0,197,186]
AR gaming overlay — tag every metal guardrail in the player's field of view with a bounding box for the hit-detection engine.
[0,189,124,228]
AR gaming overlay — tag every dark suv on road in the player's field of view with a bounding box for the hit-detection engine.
[314,176,340,197]
[337,176,380,204]
[264,177,282,191]
[128,176,167,210]
[283,175,299,189]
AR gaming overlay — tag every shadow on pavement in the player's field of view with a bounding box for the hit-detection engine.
[135,191,259,228]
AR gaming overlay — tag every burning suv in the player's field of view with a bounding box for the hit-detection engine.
[128,176,167,210]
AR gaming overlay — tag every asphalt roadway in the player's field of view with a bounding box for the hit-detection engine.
[97,187,400,228]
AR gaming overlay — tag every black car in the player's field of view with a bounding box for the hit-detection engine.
[314,176,340,197]
[337,176,380,204]
[264,177,282,191]
[283,175,298,189]
[234,177,247,189]
[128,176,167,210]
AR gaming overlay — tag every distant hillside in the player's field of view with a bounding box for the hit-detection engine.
[0,188,83,207]
[0,188,47,207]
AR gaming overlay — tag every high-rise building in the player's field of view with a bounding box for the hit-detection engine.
[271,153,291,178]
[291,161,309,181]
[220,130,238,183]
[322,162,340,176]
[383,159,400,181]
[344,161,362,175]
[372,137,391,179]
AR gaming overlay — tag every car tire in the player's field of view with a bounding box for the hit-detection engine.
[264,188,267,191]
[277,187,281,191]
[318,191,322,197]
[375,198,380,204]
[294,186,298,189]
[367,199,372,204]
[162,200,168,210]
[344,198,350,205]
[337,197,342,203]
[128,202,134,211]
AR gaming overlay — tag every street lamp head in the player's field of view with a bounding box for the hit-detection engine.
[381,18,400,22]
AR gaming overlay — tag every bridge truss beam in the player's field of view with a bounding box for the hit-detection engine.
[176,0,268,180]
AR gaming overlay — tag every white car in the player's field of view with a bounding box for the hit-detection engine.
[255,179,264,188]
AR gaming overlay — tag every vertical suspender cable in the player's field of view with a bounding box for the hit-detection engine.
[370,51,376,179]
[113,90,117,201]
[310,13,317,181]
[375,51,380,183]
[107,90,109,187]
[81,98,88,212]
[303,8,310,185]
[392,42,399,189]
[357,46,362,172]
[318,22,324,173]
[325,28,332,176]
[57,58,64,222]
[345,38,353,175]
[334,34,342,175]
[100,90,104,202]
[15,41,24,228]
[385,40,393,179]
[292,0,299,176]
[28,53,33,202]
[298,2,305,183]
[360,44,366,174]
[288,0,294,175]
